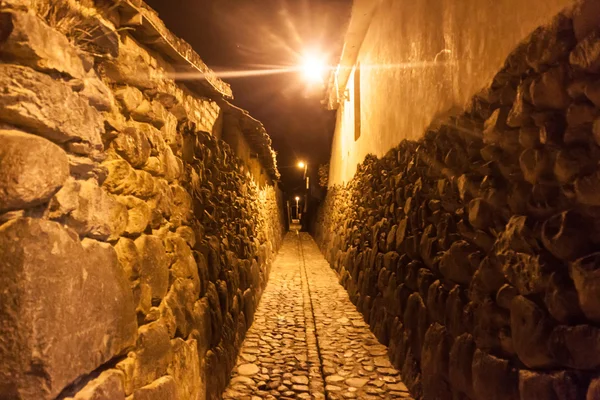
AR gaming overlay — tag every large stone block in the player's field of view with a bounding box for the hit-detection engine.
[525,12,575,71]
[101,36,159,90]
[449,333,476,398]
[0,218,137,400]
[0,9,86,79]
[530,66,570,110]
[111,126,152,168]
[439,240,478,285]
[116,195,151,236]
[403,292,428,361]
[115,86,145,114]
[132,100,168,129]
[126,320,173,392]
[570,252,600,323]
[0,64,104,151]
[164,279,197,338]
[510,295,556,368]
[519,148,551,185]
[114,237,141,282]
[572,0,600,41]
[49,178,128,241]
[0,129,69,213]
[575,171,600,206]
[554,148,595,185]
[64,370,126,400]
[541,211,591,262]
[519,370,586,400]
[165,234,200,294]
[570,30,600,73]
[102,159,157,199]
[134,235,169,301]
[544,272,584,324]
[192,297,213,359]
[167,338,203,400]
[549,324,600,369]
[472,350,519,400]
[79,71,115,112]
[421,323,452,400]
[483,108,509,145]
[501,251,550,295]
[445,285,468,337]
[131,375,178,400]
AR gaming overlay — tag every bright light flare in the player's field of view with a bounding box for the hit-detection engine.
[301,53,327,84]
[295,196,300,201]
[297,161,306,169]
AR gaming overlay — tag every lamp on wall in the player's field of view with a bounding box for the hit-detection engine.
[341,88,350,102]
[300,52,327,84]
[297,160,308,180]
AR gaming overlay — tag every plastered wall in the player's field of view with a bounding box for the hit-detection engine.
[329,0,575,185]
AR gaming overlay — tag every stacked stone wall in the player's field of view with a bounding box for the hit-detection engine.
[316,3,600,399]
[0,1,285,399]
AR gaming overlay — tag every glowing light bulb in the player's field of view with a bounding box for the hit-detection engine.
[301,53,326,83]
[297,161,306,169]
[295,196,300,201]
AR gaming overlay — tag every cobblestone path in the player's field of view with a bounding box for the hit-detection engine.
[222,231,413,400]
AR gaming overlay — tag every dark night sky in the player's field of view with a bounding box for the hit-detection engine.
[145,0,351,191]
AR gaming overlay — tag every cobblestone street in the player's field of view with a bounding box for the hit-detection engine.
[222,230,412,400]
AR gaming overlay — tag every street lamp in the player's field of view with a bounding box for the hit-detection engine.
[295,196,300,219]
[297,160,308,182]
[301,52,327,84]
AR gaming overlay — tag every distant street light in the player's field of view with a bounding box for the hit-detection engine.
[295,196,300,219]
[301,52,327,84]
[297,161,308,181]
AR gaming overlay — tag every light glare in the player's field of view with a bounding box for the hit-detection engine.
[301,53,326,83]
[297,161,306,169]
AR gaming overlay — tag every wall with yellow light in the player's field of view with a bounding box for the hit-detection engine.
[222,116,271,187]
[328,0,573,186]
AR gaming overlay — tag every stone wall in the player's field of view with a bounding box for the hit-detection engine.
[316,4,600,400]
[0,1,285,399]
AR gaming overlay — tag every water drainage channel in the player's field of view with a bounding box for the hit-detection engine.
[296,229,328,400]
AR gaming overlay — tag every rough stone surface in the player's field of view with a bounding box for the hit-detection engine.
[0,218,137,400]
[131,375,178,400]
[49,178,128,241]
[134,235,170,302]
[0,3,285,400]
[64,370,126,400]
[0,129,69,212]
[570,252,600,323]
[0,9,86,79]
[0,64,104,150]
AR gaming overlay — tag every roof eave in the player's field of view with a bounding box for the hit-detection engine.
[324,0,383,110]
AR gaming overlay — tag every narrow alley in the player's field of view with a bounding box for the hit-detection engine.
[4,0,600,399]
[223,228,412,400]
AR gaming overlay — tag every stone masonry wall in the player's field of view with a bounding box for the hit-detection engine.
[316,3,600,400]
[0,1,285,399]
